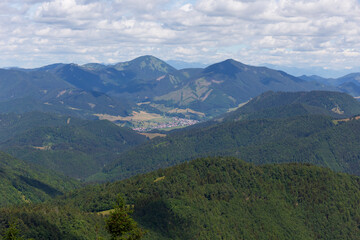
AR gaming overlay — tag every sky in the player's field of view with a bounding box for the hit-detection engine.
[1,0,360,77]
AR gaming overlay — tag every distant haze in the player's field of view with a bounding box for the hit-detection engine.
[166,60,208,69]
[262,64,360,79]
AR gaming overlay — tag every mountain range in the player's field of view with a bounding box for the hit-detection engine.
[0,55,340,124]
[300,73,360,97]
[3,56,360,239]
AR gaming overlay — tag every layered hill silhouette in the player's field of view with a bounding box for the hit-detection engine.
[90,91,360,182]
[153,59,329,116]
[0,56,335,120]
[300,73,360,97]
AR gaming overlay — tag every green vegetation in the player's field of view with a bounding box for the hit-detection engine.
[105,195,145,240]
[2,65,360,239]
[0,151,79,207]
[0,112,85,142]
[7,157,358,239]
[0,115,147,179]
[91,91,360,182]
[90,114,360,182]
[222,90,360,121]
[0,203,109,240]
[2,222,23,240]
[0,195,144,240]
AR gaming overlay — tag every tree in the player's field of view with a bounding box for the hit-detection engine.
[105,195,144,240]
[2,222,23,240]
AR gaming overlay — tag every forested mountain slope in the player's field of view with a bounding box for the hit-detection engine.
[221,90,360,122]
[0,114,147,179]
[152,59,330,116]
[0,151,79,207]
[0,112,85,142]
[3,157,360,239]
[92,115,358,181]
[90,91,360,182]
[0,67,133,118]
[300,73,360,97]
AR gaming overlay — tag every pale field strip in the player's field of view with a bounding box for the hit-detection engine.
[94,111,162,122]
[139,132,166,139]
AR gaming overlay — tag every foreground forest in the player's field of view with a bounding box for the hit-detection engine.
[1,157,360,239]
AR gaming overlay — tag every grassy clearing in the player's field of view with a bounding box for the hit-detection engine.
[168,108,205,117]
[333,115,360,124]
[97,209,114,216]
[154,176,166,182]
[94,111,163,122]
[227,101,249,112]
[139,133,166,139]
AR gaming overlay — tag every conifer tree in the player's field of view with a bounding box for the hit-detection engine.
[105,195,144,240]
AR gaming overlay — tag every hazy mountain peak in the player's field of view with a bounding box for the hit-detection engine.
[113,55,177,80]
[203,58,247,75]
[81,63,107,71]
[166,60,208,69]
[35,63,66,71]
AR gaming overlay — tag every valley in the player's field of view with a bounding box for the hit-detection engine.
[95,111,199,132]
[3,0,360,238]
[1,56,360,239]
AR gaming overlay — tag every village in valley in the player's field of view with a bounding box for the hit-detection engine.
[132,117,199,132]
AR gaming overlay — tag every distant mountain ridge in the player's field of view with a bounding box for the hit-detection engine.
[0,67,133,118]
[0,55,337,121]
[300,73,360,97]
[166,59,208,69]
[152,59,331,116]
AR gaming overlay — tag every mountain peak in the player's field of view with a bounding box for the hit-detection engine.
[113,55,177,80]
[132,55,161,61]
[223,58,241,64]
[203,58,246,76]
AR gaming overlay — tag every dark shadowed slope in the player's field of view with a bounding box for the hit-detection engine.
[0,151,79,207]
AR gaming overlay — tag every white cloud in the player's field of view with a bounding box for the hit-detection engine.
[0,0,360,72]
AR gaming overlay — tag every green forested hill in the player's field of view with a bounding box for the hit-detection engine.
[91,114,360,182]
[90,91,360,182]
[0,117,147,179]
[3,157,360,239]
[0,151,79,207]
[0,69,72,102]
[221,90,360,121]
[0,112,86,142]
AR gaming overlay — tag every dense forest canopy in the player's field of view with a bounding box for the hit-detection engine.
[2,157,360,239]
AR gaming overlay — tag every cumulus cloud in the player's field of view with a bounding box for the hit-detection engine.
[0,0,360,73]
